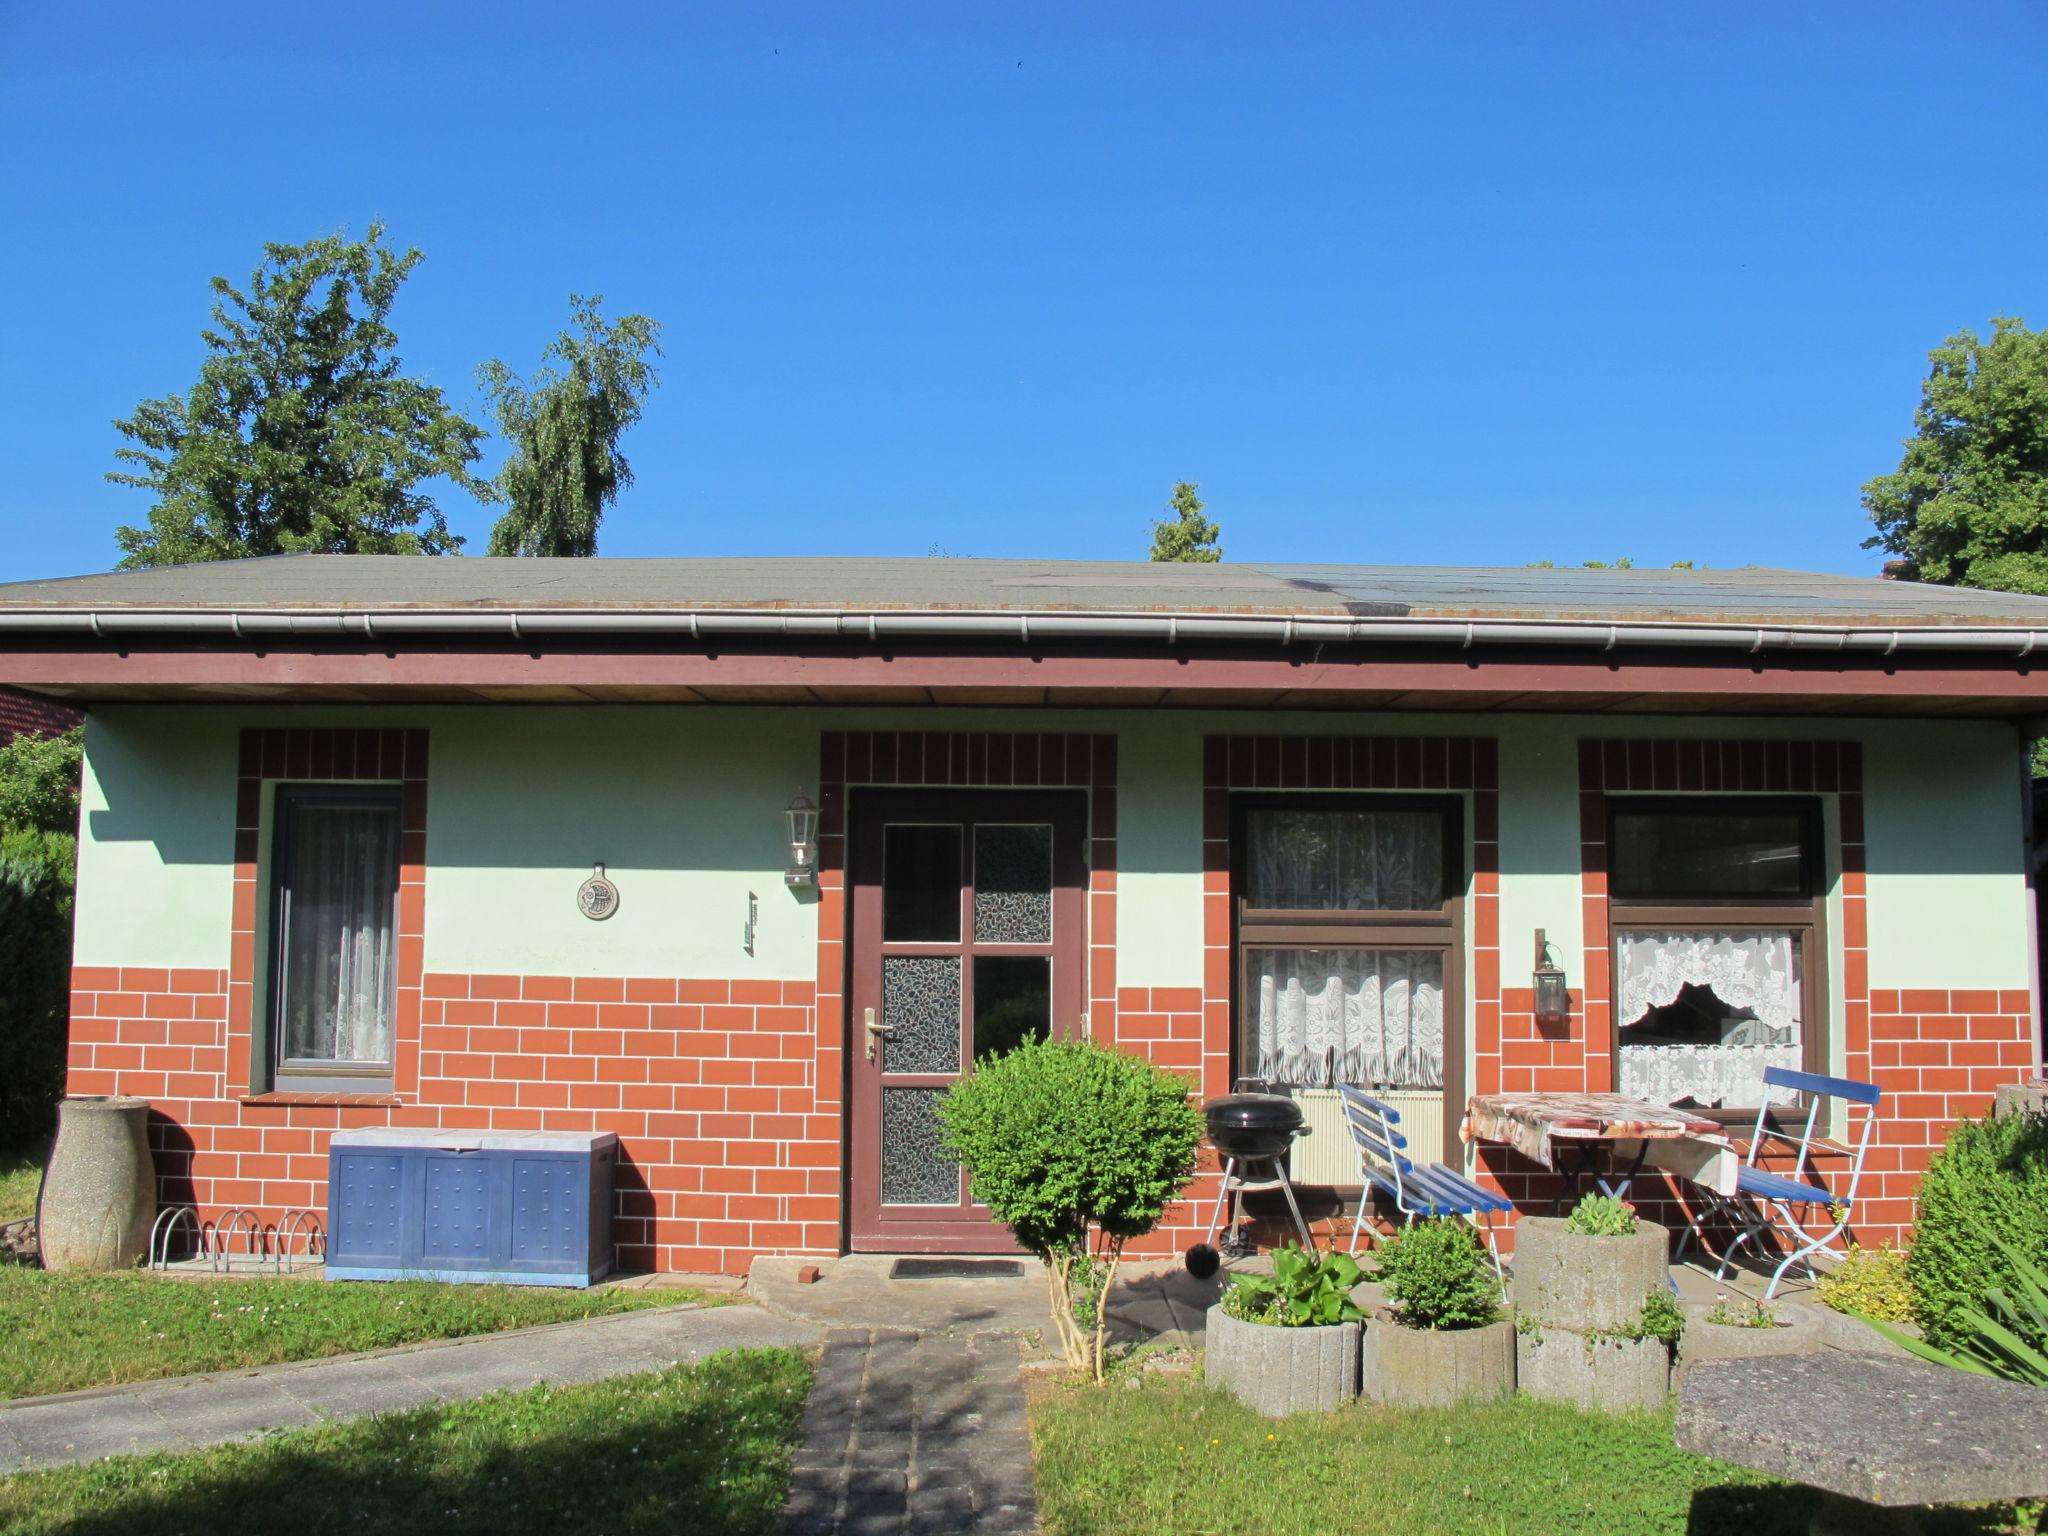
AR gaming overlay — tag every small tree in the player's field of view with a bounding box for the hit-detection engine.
[110,224,488,566]
[480,295,663,557]
[938,1039,1203,1380]
[1149,480,1222,562]
[0,726,83,1152]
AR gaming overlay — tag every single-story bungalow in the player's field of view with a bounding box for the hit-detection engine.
[2,555,2043,1274]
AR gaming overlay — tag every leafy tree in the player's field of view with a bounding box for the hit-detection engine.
[0,726,81,1151]
[110,224,488,567]
[1864,317,2048,593]
[480,297,663,558]
[1149,480,1222,562]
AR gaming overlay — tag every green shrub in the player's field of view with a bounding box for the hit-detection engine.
[1816,1243,1915,1324]
[1562,1193,1638,1236]
[938,1038,1203,1379]
[0,827,75,1154]
[1881,1231,2048,1388]
[0,728,82,836]
[1909,1111,2048,1351]
[1634,1287,1686,1348]
[1371,1218,1501,1331]
[1220,1242,1366,1328]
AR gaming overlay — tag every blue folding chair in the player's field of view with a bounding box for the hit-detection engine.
[1688,1065,1881,1300]
[1339,1086,1512,1287]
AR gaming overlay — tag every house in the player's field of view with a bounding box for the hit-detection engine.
[0,554,2041,1275]
[0,685,80,744]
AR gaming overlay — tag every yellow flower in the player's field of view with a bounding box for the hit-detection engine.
[1266,1433,1276,1441]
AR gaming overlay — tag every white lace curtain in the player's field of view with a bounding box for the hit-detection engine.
[1251,948,1444,1089]
[281,804,399,1065]
[1616,929,1801,1108]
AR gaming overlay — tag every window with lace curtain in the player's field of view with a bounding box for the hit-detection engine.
[266,786,401,1092]
[1232,796,1462,1101]
[1609,797,1824,1114]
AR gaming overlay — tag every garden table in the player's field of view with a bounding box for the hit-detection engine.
[1461,1091,1738,1205]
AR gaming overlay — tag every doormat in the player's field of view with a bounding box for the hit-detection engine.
[889,1258,1027,1280]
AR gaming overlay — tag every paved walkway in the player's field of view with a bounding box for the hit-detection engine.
[778,1328,1036,1536]
[0,1303,818,1473]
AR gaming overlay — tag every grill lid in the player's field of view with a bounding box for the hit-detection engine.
[1202,1093,1303,1134]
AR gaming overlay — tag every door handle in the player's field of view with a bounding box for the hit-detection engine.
[864,1007,894,1063]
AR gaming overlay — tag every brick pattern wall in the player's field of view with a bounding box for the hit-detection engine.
[0,687,81,743]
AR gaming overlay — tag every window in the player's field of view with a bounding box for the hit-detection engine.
[1609,797,1823,1113]
[266,786,401,1091]
[1233,798,1461,1090]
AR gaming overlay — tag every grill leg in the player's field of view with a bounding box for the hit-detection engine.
[1203,1157,1237,1249]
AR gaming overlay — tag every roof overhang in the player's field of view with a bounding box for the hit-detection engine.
[5,605,2048,717]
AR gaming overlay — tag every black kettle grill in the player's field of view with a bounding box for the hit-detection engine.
[1187,1090,1315,1274]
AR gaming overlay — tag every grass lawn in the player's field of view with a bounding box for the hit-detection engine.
[0,1153,39,1225]
[1030,1372,2031,1536]
[0,1348,809,1536]
[0,1267,705,1400]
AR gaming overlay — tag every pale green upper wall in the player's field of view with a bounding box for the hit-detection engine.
[71,704,2033,996]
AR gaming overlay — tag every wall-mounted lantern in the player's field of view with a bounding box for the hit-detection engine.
[1533,928,1570,1024]
[785,791,820,889]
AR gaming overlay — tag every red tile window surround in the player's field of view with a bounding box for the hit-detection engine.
[227,728,430,1100]
[1129,735,1502,1258]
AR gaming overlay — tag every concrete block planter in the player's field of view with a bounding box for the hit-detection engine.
[1511,1216,1670,1333]
[1517,1327,1672,1411]
[1358,1311,1515,1408]
[1675,1299,1824,1383]
[1204,1305,1360,1418]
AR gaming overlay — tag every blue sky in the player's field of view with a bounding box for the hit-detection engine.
[2,4,2044,581]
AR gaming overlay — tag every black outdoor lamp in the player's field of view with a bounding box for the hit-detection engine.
[1533,928,1570,1024]
[784,791,820,889]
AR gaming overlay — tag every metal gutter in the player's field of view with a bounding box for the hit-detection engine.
[0,606,2046,657]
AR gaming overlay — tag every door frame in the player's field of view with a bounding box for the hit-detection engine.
[845,786,1090,1252]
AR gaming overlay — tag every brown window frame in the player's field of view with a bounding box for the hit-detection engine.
[1606,794,1828,1120]
[1230,793,1466,1134]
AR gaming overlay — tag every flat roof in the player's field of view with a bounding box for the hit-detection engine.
[4,554,2048,627]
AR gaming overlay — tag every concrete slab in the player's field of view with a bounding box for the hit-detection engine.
[133,1376,320,1441]
[750,1255,1052,1338]
[4,1392,190,1465]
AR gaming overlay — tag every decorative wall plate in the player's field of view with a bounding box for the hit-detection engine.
[577,864,620,921]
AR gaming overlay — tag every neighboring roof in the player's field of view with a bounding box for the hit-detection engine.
[4,553,2048,628]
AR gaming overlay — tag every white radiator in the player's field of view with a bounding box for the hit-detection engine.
[1286,1088,1448,1187]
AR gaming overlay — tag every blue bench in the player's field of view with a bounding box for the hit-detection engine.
[1339,1086,1511,1282]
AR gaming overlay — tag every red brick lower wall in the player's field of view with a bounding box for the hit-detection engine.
[69,966,832,1276]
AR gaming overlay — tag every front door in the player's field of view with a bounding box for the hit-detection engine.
[847,788,1088,1251]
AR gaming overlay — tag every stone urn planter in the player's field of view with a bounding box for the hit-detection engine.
[1359,1309,1516,1407]
[37,1096,156,1271]
[1204,1304,1360,1417]
[1512,1215,1674,1410]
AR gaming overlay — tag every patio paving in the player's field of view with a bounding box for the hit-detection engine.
[0,1300,818,1473]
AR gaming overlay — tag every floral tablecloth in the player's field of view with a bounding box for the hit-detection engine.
[1462,1091,1739,1195]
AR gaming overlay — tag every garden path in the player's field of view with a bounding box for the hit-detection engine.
[0,1301,817,1472]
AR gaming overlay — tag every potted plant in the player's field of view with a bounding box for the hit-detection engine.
[1359,1217,1515,1407]
[1205,1242,1365,1417]
[1513,1194,1675,1409]
[938,1038,1204,1384]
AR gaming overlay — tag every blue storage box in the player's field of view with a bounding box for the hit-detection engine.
[326,1128,616,1287]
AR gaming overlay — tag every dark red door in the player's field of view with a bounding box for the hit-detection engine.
[847,789,1088,1252]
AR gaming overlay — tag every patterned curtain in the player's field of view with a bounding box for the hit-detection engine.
[282,804,399,1065]
[1616,929,1801,1108]
[1251,948,1444,1089]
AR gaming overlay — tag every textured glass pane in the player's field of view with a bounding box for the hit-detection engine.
[881,1087,957,1205]
[885,824,961,941]
[1612,810,1809,899]
[973,824,1053,943]
[973,956,1050,1059]
[281,799,400,1064]
[1247,947,1444,1089]
[1246,810,1444,911]
[883,955,961,1073]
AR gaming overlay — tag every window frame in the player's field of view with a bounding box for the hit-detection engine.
[1605,794,1829,1119]
[264,782,404,1094]
[1229,792,1466,1108]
